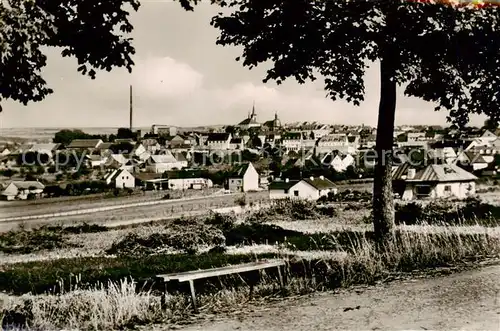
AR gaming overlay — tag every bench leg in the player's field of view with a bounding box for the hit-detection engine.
[160,281,168,310]
[277,265,284,289]
[188,280,198,313]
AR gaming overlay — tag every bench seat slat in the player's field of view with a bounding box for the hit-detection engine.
[156,259,285,282]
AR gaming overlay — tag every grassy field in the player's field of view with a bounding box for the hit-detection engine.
[1,196,499,330]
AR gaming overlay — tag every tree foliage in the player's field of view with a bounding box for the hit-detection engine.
[0,0,140,106]
[209,0,499,127]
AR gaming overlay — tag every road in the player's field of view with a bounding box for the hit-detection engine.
[175,264,500,331]
[0,191,269,231]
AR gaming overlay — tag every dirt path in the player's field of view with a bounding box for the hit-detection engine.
[175,265,500,331]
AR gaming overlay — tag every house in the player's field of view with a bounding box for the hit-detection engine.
[141,138,162,153]
[1,181,45,200]
[167,134,191,149]
[167,173,214,190]
[67,139,103,151]
[206,133,232,150]
[226,162,259,192]
[0,147,11,156]
[108,154,135,171]
[85,154,108,168]
[103,169,135,189]
[281,132,303,152]
[131,144,147,158]
[95,142,113,156]
[454,151,491,171]
[428,147,457,164]
[145,154,188,173]
[478,130,498,145]
[269,176,337,200]
[29,143,62,156]
[392,162,477,201]
[229,137,245,150]
[316,134,355,154]
[321,151,355,172]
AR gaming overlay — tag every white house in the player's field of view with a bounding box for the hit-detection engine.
[227,162,259,192]
[145,154,188,173]
[108,154,134,171]
[281,132,303,152]
[269,176,337,200]
[392,163,477,201]
[321,151,355,172]
[1,147,11,156]
[168,177,213,190]
[478,130,498,145]
[1,181,45,200]
[86,154,108,168]
[454,151,491,171]
[206,133,232,150]
[104,169,135,189]
[316,134,356,154]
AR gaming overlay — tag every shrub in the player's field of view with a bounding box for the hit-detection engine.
[0,226,74,254]
[234,195,246,207]
[204,213,236,232]
[107,220,225,255]
[395,198,500,226]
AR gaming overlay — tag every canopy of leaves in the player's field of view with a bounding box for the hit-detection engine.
[0,0,140,105]
[208,0,500,127]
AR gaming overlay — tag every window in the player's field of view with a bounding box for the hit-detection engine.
[294,190,299,197]
[444,185,452,192]
[284,189,289,194]
[415,185,431,197]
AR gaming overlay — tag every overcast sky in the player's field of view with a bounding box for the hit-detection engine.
[1,2,486,129]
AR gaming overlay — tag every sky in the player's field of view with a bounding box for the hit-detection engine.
[1,2,487,129]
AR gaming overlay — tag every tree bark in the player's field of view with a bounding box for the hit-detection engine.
[372,53,397,244]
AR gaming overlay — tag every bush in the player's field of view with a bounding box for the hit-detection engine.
[107,219,225,255]
[234,195,246,207]
[0,226,73,254]
[395,198,500,226]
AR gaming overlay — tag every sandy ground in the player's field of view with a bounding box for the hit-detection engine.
[170,264,500,331]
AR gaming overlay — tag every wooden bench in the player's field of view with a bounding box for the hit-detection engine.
[156,259,286,313]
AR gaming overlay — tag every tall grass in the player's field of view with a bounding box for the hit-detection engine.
[2,225,499,330]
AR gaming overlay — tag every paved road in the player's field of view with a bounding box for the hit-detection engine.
[176,265,500,331]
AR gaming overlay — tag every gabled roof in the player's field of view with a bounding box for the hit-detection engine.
[104,169,132,182]
[238,118,259,126]
[302,177,337,190]
[96,142,113,150]
[149,154,178,164]
[207,133,230,142]
[230,138,243,144]
[229,162,253,178]
[463,151,490,164]
[392,163,477,182]
[67,139,103,149]
[10,181,45,190]
[269,180,300,190]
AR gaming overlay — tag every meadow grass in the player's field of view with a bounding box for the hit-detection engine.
[1,224,499,330]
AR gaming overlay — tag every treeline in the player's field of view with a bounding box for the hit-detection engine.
[53,128,137,145]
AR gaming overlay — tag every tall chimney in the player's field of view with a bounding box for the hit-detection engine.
[129,85,133,131]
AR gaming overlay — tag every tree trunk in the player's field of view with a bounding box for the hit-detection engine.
[372,54,397,244]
